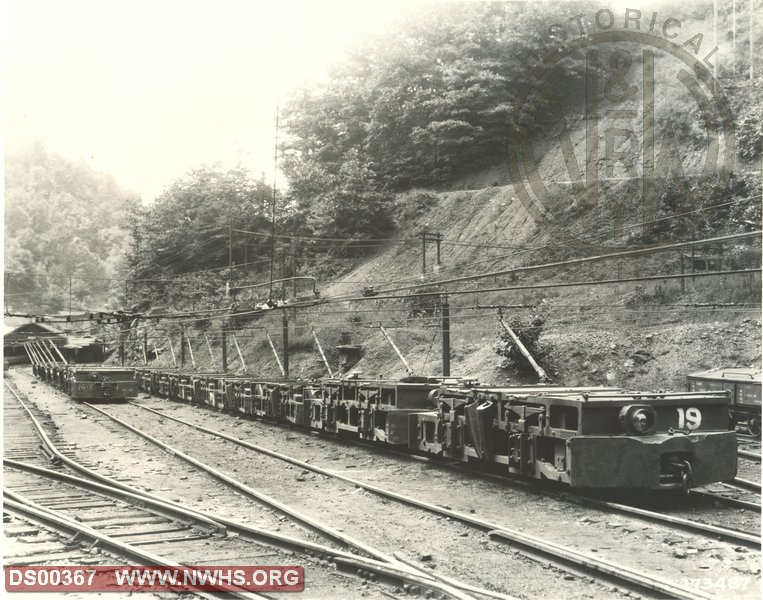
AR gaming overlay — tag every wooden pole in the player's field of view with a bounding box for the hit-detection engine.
[187,335,196,369]
[282,313,289,378]
[142,328,148,365]
[680,252,685,292]
[221,324,227,372]
[441,295,450,377]
[119,325,125,366]
[180,326,186,367]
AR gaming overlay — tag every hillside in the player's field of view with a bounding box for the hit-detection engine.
[113,1,762,390]
[130,164,761,391]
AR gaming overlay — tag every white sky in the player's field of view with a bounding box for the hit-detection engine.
[4,0,410,201]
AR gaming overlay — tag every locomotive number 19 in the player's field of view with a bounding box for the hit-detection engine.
[677,407,702,430]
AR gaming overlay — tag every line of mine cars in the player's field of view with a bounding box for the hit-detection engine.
[27,351,758,492]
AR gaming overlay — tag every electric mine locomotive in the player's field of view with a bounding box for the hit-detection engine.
[121,368,736,491]
[31,361,138,401]
[25,347,737,489]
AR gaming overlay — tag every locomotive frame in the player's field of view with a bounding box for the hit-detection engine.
[113,368,738,492]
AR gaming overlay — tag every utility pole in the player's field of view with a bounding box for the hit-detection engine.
[143,328,148,365]
[119,322,126,366]
[221,323,227,372]
[187,335,196,369]
[282,313,289,378]
[69,276,72,322]
[441,294,450,377]
[420,230,443,275]
[227,222,233,298]
[180,325,186,367]
[421,230,427,275]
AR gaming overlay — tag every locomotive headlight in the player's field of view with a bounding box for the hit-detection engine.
[618,405,656,435]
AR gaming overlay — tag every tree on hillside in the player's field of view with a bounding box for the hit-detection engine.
[280,2,581,191]
[4,142,136,313]
[123,165,274,309]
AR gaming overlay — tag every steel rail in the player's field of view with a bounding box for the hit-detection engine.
[3,378,475,600]
[82,403,401,566]
[738,449,762,462]
[723,478,762,494]
[689,489,762,511]
[81,402,476,600]
[2,490,266,600]
[3,459,223,533]
[128,402,761,550]
[118,404,737,599]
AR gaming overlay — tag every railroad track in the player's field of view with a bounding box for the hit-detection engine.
[2,378,492,600]
[12,369,758,600]
[74,396,745,600]
[126,400,762,547]
[723,478,762,495]
[738,449,762,462]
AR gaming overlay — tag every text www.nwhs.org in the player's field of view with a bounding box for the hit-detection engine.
[5,565,304,592]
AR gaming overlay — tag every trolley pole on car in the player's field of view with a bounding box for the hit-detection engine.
[204,333,218,370]
[167,335,177,367]
[265,329,286,378]
[441,294,450,377]
[311,326,334,377]
[46,339,68,364]
[378,322,415,376]
[34,342,49,367]
[232,333,247,373]
[497,314,549,382]
[22,343,35,365]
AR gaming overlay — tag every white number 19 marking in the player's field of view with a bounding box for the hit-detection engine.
[677,407,702,430]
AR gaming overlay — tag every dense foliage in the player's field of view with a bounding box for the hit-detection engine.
[123,165,274,310]
[4,143,136,313]
[281,2,569,192]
